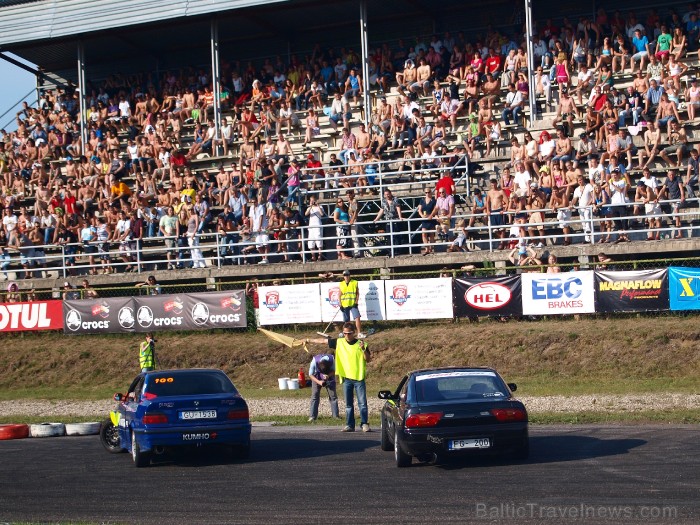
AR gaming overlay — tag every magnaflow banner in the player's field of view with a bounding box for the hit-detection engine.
[454,276,522,318]
[63,292,246,334]
[595,270,669,312]
[521,271,596,315]
[669,267,700,311]
[320,280,387,322]
[0,300,64,332]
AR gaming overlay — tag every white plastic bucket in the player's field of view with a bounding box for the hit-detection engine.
[287,379,300,390]
[278,377,290,390]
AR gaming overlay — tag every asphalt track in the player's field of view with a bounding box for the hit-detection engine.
[0,425,698,525]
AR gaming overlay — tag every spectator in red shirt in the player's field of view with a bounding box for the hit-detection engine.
[63,188,77,215]
[484,48,502,80]
[435,171,456,196]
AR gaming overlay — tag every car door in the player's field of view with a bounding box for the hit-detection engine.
[119,375,145,443]
[385,375,408,438]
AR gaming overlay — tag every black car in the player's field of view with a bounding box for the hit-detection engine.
[378,367,528,467]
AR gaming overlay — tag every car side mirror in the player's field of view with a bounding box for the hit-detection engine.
[113,392,124,402]
[378,390,393,400]
[507,383,517,392]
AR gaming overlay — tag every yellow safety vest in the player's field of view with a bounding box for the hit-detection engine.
[335,338,367,382]
[139,341,155,370]
[339,280,359,308]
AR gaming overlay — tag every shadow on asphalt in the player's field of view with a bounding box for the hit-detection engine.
[435,434,647,470]
[148,437,380,467]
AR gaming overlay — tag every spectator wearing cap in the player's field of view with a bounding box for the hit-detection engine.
[62,281,80,301]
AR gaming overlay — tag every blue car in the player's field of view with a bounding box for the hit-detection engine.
[100,368,251,467]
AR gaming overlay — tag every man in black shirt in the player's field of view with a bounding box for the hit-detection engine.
[283,206,302,261]
[659,169,685,238]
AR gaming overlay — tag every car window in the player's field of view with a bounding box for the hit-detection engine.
[415,371,508,402]
[145,371,237,397]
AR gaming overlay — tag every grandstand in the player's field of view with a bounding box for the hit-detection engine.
[1,0,700,297]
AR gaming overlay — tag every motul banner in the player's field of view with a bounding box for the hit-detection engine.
[320,281,386,322]
[668,267,700,311]
[0,300,63,332]
[63,292,246,334]
[595,270,668,312]
[454,276,522,317]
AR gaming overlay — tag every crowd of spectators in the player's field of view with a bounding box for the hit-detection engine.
[1,3,700,277]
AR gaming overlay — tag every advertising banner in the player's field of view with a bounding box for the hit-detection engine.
[385,278,453,320]
[259,283,322,325]
[669,267,700,311]
[521,271,595,315]
[320,280,386,322]
[64,297,135,334]
[64,292,247,334]
[454,276,522,318]
[0,300,63,332]
[595,270,668,312]
[183,291,247,330]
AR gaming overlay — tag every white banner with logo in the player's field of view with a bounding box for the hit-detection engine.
[320,280,386,322]
[259,283,322,325]
[384,277,453,320]
[521,271,595,315]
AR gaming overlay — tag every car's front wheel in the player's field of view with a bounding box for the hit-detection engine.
[131,431,151,468]
[394,428,412,467]
[380,415,392,452]
[100,419,124,454]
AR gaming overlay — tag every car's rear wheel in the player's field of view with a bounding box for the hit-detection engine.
[131,431,151,468]
[394,428,412,467]
[100,419,124,454]
[380,415,392,451]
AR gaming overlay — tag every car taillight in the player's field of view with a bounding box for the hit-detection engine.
[142,392,157,400]
[490,408,527,422]
[142,413,168,424]
[405,412,443,428]
[227,409,249,420]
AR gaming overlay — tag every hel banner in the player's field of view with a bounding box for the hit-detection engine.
[64,292,247,334]
[64,297,135,334]
[595,270,669,312]
[521,271,595,315]
[0,300,64,332]
[385,277,453,320]
[454,276,522,318]
[668,267,700,311]
[259,283,322,326]
[320,280,386,322]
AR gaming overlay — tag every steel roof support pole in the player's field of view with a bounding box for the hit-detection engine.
[77,41,87,152]
[359,0,371,127]
[211,18,221,156]
[525,0,536,124]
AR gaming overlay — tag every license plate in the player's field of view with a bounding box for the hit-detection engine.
[449,438,491,450]
[180,410,217,420]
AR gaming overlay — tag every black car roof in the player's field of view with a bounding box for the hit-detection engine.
[410,366,498,375]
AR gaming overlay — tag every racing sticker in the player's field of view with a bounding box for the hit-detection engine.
[595,269,668,313]
[521,271,595,315]
[454,276,522,318]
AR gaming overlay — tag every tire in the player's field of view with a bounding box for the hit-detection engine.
[394,428,412,468]
[0,424,29,440]
[100,419,124,454]
[65,422,101,436]
[29,423,65,438]
[380,415,392,451]
[132,431,151,468]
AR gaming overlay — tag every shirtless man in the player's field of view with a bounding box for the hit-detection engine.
[215,166,231,206]
[355,124,371,151]
[481,73,501,109]
[552,90,578,134]
[638,121,662,169]
[239,137,256,165]
[486,177,507,249]
[660,120,688,167]
[413,58,432,97]
[396,60,417,98]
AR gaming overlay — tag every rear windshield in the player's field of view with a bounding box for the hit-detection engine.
[414,371,508,402]
[146,371,237,397]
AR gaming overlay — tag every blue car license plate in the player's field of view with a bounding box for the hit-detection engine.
[449,438,490,450]
[180,410,217,420]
